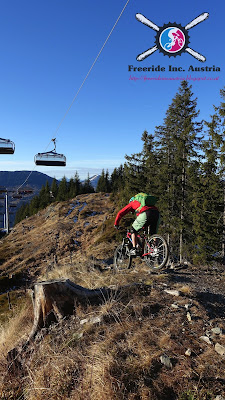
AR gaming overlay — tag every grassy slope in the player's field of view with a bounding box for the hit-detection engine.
[0,193,225,400]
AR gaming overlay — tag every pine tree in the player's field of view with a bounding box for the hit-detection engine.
[57,176,68,201]
[141,131,159,197]
[154,81,202,262]
[96,170,106,192]
[15,203,27,224]
[39,182,51,209]
[68,178,75,199]
[29,195,40,216]
[96,169,111,192]
[105,170,111,192]
[216,89,225,263]
[82,173,94,194]
[110,165,124,194]
[204,89,225,262]
[191,108,223,263]
[122,132,151,203]
[154,120,178,247]
[50,178,58,200]
[74,171,81,196]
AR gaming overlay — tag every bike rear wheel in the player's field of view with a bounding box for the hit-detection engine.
[144,234,169,271]
[113,244,132,272]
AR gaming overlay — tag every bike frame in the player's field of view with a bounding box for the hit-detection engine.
[114,229,169,271]
[125,230,155,258]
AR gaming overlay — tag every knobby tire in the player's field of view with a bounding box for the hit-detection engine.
[113,244,132,272]
[144,234,169,271]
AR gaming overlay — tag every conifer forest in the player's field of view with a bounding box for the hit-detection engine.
[15,81,225,265]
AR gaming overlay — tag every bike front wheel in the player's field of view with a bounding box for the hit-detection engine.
[144,234,169,271]
[113,244,132,272]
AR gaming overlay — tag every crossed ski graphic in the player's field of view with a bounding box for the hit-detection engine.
[136,12,209,62]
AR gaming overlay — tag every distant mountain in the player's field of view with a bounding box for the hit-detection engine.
[0,172,100,230]
[0,171,57,190]
[89,175,100,189]
[70,174,100,189]
[0,171,58,230]
[0,171,100,194]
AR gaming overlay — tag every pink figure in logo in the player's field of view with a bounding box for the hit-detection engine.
[165,28,185,52]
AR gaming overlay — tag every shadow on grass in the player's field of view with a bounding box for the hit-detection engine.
[195,290,225,318]
[165,269,193,284]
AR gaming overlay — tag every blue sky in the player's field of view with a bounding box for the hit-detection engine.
[0,0,224,182]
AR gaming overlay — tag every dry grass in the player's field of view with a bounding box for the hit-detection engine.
[0,193,225,400]
[1,285,225,400]
[0,295,33,355]
[177,285,193,296]
[0,295,33,395]
[16,288,211,400]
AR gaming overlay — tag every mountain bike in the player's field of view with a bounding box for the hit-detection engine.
[113,229,169,272]
[165,36,184,50]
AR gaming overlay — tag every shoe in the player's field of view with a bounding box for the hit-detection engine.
[129,248,137,256]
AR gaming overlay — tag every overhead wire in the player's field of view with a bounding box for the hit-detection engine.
[16,0,131,192]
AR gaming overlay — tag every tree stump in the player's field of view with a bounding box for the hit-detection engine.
[28,279,113,341]
[6,279,151,372]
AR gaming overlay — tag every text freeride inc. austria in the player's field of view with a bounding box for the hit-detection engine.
[128,65,220,72]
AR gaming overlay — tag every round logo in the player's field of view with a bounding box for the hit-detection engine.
[159,27,185,53]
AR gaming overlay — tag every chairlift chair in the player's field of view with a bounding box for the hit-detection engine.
[34,138,66,167]
[12,193,22,199]
[0,138,15,154]
[18,188,33,195]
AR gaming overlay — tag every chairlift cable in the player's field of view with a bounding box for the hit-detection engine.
[17,168,36,191]
[45,0,131,149]
[15,0,131,191]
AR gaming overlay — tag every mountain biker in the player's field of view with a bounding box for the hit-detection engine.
[114,194,160,256]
